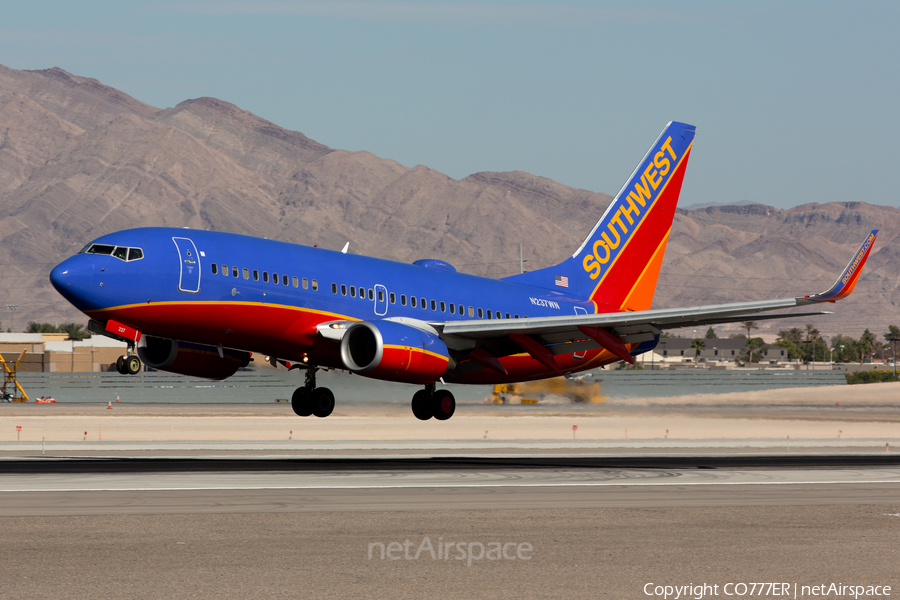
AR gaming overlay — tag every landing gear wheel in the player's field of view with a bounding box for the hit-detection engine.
[116,355,127,374]
[432,390,456,421]
[291,387,313,417]
[311,387,335,418]
[125,355,142,375]
[411,390,433,421]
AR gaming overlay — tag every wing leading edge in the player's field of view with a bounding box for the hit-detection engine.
[437,230,878,370]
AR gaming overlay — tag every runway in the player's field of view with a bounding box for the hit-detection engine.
[3,390,899,599]
[1,455,899,600]
[2,455,900,517]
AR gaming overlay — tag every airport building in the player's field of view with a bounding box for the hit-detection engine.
[0,333,127,373]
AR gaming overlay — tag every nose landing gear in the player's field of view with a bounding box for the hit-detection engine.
[291,367,335,418]
[115,345,141,375]
[411,383,456,421]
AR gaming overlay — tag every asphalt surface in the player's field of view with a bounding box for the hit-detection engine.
[2,455,899,599]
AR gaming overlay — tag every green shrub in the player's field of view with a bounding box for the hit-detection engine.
[845,370,900,384]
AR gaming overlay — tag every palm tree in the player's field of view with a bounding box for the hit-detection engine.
[691,338,705,364]
[59,322,90,341]
[859,329,876,365]
[742,321,758,340]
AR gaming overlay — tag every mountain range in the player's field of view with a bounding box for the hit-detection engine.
[0,63,895,341]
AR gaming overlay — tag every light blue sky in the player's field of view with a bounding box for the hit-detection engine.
[3,1,898,209]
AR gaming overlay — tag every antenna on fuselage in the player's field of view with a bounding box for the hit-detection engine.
[341,242,349,254]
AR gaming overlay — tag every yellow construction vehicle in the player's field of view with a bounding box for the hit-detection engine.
[1,350,30,403]
[489,376,603,405]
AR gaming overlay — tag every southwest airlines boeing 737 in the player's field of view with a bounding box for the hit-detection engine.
[49,122,878,421]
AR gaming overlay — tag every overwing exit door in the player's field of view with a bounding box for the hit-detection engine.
[173,237,201,293]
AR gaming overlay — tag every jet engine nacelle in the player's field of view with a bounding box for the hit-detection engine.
[138,336,251,380]
[340,320,450,384]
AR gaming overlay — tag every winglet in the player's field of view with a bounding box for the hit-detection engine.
[803,230,878,303]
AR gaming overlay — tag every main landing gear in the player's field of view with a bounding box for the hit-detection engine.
[411,383,456,421]
[115,346,141,375]
[291,367,335,418]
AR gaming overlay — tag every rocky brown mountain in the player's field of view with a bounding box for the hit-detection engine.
[1,64,896,340]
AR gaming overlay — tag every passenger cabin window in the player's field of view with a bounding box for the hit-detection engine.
[368,289,374,301]
[486,310,492,319]
[283,275,289,286]
[341,285,347,296]
[232,267,239,278]
[263,272,269,283]
[449,304,455,314]
[332,283,337,294]
[303,278,309,290]
[389,292,396,304]
[440,301,446,312]
[253,270,259,281]
[222,264,227,276]
[468,306,474,318]
[421,298,426,310]
[211,264,218,275]
[273,273,279,285]
[431,300,437,311]
[292,276,298,288]
[401,295,407,306]
[411,297,417,308]
[378,290,384,302]
[311,280,318,291]
[350,286,356,298]
[506,313,511,319]
[478,308,484,319]
[242,268,249,280]
[127,248,143,261]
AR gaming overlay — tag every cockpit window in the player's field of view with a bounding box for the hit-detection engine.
[82,244,144,261]
[86,244,115,255]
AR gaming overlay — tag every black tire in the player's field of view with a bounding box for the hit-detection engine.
[411,389,433,420]
[125,355,142,375]
[116,355,127,375]
[291,387,313,417]
[432,390,456,421]
[311,387,335,418]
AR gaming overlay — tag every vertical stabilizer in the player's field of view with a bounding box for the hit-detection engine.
[504,121,695,312]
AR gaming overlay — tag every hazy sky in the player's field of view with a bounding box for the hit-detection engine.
[2,1,897,209]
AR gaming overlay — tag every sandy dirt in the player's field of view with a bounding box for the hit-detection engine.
[1,383,898,444]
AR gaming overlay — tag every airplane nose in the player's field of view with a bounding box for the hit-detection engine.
[50,257,95,310]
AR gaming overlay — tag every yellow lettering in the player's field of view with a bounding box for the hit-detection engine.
[627,190,646,208]
[643,164,661,190]
[633,176,652,203]
[660,136,677,160]
[601,228,620,250]
[582,254,601,279]
[593,239,611,264]
[620,195,640,225]
[653,150,670,176]
[610,210,629,236]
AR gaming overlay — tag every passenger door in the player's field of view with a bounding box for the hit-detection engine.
[173,237,201,293]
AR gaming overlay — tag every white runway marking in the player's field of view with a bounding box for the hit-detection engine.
[4,479,900,493]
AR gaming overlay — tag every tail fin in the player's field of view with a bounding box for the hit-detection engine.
[504,121,695,312]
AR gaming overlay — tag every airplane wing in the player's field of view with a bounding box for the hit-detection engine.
[435,230,878,372]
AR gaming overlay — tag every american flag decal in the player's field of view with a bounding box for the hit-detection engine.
[555,275,569,288]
